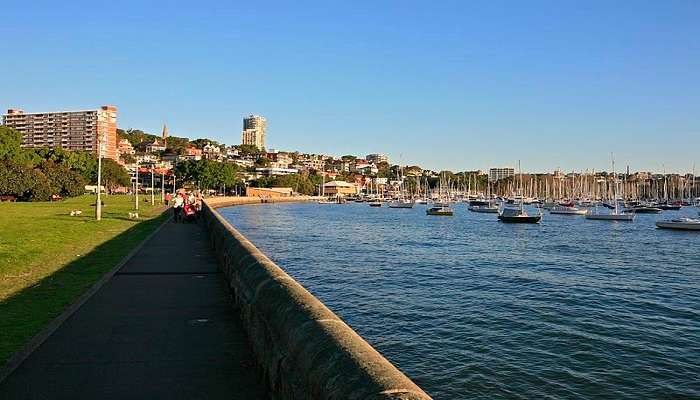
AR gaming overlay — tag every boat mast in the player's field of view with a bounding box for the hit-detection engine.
[612,153,619,215]
[519,160,524,214]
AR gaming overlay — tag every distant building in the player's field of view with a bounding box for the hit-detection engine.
[489,167,515,181]
[182,146,202,161]
[366,153,389,165]
[241,114,267,149]
[144,139,166,153]
[323,180,359,196]
[202,142,221,160]
[118,139,135,155]
[2,105,118,159]
[255,167,298,176]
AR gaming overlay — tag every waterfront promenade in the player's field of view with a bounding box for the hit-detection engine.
[0,220,268,399]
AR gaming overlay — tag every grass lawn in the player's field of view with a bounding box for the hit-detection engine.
[0,194,167,365]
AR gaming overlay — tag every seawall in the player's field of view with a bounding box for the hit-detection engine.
[202,196,433,400]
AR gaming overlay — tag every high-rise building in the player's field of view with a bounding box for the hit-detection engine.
[2,105,118,159]
[241,114,267,149]
[489,167,515,181]
[366,153,389,165]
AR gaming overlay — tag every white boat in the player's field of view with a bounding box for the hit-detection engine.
[550,205,587,215]
[468,204,499,213]
[585,212,634,221]
[586,154,636,221]
[388,199,415,208]
[656,218,700,230]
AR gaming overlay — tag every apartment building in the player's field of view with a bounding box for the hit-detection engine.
[2,105,118,159]
[489,167,515,182]
[241,114,267,149]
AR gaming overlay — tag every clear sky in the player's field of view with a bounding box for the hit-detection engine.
[1,0,698,173]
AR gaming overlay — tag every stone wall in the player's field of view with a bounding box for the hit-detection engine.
[203,198,433,400]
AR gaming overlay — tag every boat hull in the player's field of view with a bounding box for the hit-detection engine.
[550,210,587,215]
[655,221,700,230]
[498,215,542,223]
[585,213,635,221]
[468,206,499,213]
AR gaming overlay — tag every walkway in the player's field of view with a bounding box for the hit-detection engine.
[0,220,268,399]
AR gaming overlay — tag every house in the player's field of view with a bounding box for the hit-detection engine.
[182,146,202,161]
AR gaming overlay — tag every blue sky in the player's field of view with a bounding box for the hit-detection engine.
[1,0,698,173]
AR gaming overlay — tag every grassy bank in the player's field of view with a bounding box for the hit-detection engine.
[0,195,167,365]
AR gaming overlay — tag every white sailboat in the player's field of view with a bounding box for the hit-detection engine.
[586,153,634,221]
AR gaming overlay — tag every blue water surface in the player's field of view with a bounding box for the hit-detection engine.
[219,203,700,399]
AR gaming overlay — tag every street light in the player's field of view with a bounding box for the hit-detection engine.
[95,130,106,221]
[135,160,139,211]
[151,167,155,205]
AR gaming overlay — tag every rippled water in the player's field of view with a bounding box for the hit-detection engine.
[220,203,700,399]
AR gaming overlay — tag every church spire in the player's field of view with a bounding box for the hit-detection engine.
[162,123,169,148]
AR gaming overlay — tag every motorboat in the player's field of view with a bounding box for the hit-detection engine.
[426,206,454,216]
[368,200,382,207]
[498,206,542,223]
[656,218,700,230]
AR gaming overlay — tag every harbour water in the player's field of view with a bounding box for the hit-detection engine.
[220,203,700,399]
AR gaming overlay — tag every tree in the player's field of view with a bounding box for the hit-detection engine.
[98,159,131,193]
[120,153,136,164]
[40,160,86,197]
[190,138,219,149]
[0,126,23,162]
[235,144,262,157]
[173,159,241,191]
[255,157,271,167]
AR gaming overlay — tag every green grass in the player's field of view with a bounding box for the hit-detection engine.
[0,195,167,365]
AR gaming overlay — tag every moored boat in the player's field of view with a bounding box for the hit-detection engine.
[655,218,700,230]
[498,206,542,223]
[427,206,454,216]
[468,204,499,213]
[550,204,587,215]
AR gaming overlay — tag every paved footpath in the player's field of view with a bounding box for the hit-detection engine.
[0,220,269,400]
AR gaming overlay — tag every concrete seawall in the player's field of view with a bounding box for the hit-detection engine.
[203,197,433,400]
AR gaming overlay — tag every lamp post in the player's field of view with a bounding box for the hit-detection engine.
[135,161,139,211]
[151,168,155,205]
[161,171,165,203]
[95,134,103,221]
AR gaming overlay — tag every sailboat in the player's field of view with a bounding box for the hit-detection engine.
[368,179,382,207]
[468,176,499,213]
[498,161,542,223]
[586,154,634,221]
[388,167,415,208]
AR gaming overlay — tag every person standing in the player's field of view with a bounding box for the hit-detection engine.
[164,192,172,206]
[173,192,184,223]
